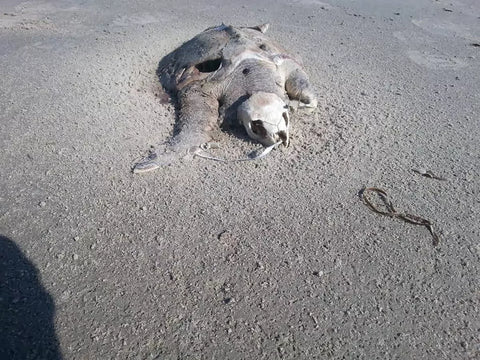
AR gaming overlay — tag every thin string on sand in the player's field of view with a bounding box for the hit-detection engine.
[361,187,440,246]
[194,141,282,162]
[411,168,447,181]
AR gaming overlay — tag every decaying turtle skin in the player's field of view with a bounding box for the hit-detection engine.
[133,24,317,173]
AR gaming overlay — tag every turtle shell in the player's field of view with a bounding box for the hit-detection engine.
[157,24,287,92]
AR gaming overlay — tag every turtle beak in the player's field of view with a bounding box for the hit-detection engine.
[277,130,290,147]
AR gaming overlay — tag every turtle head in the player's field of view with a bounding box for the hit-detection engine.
[237,92,290,147]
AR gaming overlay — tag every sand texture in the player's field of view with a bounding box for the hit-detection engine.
[1,0,479,358]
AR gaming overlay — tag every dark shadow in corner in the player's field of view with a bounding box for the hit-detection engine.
[0,235,62,360]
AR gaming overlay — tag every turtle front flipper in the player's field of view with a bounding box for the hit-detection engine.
[282,60,317,109]
[133,84,219,174]
[132,151,178,173]
[133,159,161,174]
[168,84,219,151]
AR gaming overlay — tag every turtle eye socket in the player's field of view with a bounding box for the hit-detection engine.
[195,58,222,72]
[251,120,267,138]
[278,131,288,143]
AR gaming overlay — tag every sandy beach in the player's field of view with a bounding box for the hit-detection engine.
[1,0,479,358]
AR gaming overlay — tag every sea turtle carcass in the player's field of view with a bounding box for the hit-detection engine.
[134,24,317,173]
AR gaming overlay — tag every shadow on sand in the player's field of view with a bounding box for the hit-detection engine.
[0,235,62,359]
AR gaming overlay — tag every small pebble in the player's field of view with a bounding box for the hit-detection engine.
[39,201,46,207]
[255,261,264,270]
[61,290,71,301]
[73,254,79,261]
[218,230,232,242]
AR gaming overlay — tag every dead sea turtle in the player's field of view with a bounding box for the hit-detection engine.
[133,23,317,173]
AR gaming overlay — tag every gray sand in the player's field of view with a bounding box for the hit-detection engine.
[1,0,479,358]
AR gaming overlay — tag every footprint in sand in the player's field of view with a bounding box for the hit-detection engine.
[291,0,335,10]
[394,15,479,70]
[412,17,480,43]
[111,14,162,27]
[394,29,467,70]
[0,1,81,31]
[406,50,466,69]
